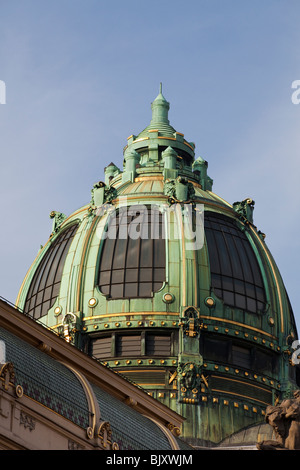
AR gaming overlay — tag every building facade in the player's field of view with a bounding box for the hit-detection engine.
[0,297,189,450]
[15,86,299,447]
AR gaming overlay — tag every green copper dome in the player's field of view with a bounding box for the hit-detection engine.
[16,87,299,447]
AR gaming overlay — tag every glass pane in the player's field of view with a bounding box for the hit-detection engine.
[41,299,51,317]
[124,283,138,297]
[99,270,110,286]
[46,241,67,287]
[140,238,153,268]
[153,238,165,268]
[232,345,251,368]
[125,268,138,283]
[234,237,254,283]
[139,282,152,297]
[223,290,234,306]
[101,285,110,296]
[235,293,246,309]
[153,282,163,292]
[111,269,124,285]
[234,279,245,295]
[36,291,43,306]
[202,337,228,362]
[140,268,152,282]
[245,283,256,299]
[224,233,243,279]
[205,213,266,314]
[43,286,52,302]
[110,283,123,298]
[24,224,77,318]
[153,268,165,283]
[247,298,256,313]
[222,276,234,292]
[113,238,127,269]
[29,250,52,296]
[255,286,265,302]
[214,231,232,277]
[242,239,263,284]
[212,273,222,289]
[100,238,116,271]
[214,288,223,298]
[51,282,60,300]
[98,205,165,299]
[205,230,220,273]
[126,238,140,268]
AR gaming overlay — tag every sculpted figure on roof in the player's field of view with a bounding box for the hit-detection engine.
[257,390,300,450]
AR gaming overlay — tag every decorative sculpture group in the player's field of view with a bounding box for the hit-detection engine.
[257,390,300,450]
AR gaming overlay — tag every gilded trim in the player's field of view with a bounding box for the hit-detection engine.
[63,363,100,434]
[249,225,284,334]
[156,136,194,151]
[76,217,100,312]
[133,137,149,143]
[82,312,180,321]
[113,195,168,203]
[176,204,187,307]
[145,416,180,450]
[61,206,88,226]
[206,191,232,208]
[199,315,277,339]
[211,375,271,393]
[212,388,270,406]
[134,176,164,182]
[118,369,166,373]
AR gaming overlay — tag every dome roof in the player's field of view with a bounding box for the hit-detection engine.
[16,87,299,447]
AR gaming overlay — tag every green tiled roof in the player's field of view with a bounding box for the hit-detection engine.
[92,384,171,450]
[0,324,191,450]
[0,327,90,428]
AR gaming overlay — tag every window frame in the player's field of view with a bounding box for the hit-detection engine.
[90,329,177,360]
[205,212,267,314]
[96,204,166,300]
[24,223,78,319]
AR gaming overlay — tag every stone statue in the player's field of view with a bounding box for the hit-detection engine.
[257,390,300,450]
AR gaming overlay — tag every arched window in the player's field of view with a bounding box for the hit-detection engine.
[205,212,266,313]
[97,205,165,299]
[24,224,77,319]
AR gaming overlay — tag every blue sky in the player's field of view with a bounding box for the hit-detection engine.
[0,0,300,329]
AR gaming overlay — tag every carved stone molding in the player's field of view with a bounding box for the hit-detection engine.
[20,410,36,432]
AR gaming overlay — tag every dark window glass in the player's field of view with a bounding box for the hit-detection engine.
[205,213,266,313]
[24,224,77,319]
[200,336,229,363]
[254,349,278,375]
[231,345,251,369]
[98,205,165,299]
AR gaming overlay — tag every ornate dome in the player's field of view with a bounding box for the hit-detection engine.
[16,86,299,447]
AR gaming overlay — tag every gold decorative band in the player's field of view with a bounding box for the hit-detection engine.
[249,225,284,334]
[199,315,277,340]
[211,388,270,406]
[83,312,180,321]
